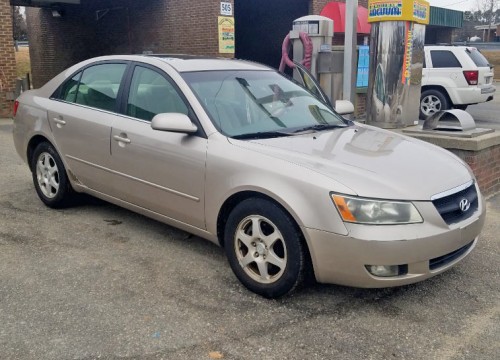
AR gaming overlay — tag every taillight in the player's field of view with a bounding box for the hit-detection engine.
[463,70,478,85]
[13,100,19,117]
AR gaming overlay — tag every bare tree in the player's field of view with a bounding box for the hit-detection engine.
[476,0,499,41]
[12,6,27,41]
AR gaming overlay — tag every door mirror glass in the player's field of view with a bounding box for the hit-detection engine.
[151,113,198,133]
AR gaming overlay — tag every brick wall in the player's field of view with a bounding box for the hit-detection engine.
[355,93,366,118]
[0,0,16,117]
[452,146,500,197]
[27,0,232,88]
[163,0,232,57]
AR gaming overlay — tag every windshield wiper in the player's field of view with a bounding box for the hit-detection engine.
[291,123,349,133]
[231,131,292,140]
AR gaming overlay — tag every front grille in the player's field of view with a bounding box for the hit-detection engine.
[429,241,474,270]
[432,184,478,225]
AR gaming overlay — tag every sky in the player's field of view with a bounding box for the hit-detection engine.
[429,0,487,12]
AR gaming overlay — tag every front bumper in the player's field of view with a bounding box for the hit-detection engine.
[302,199,486,288]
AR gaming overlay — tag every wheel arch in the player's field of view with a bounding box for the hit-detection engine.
[27,135,54,170]
[421,85,453,106]
[217,191,303,248]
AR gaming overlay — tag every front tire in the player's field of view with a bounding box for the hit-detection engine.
[31,142,75,208]
[224,198,307,298]
[420,89,449,119]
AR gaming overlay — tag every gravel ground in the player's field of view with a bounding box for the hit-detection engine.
[0,118,499,360]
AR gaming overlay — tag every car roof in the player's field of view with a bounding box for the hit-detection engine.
[425,45,478,51]
[91,54,273,72]
[151,55,271,72]
[67,54,273,73]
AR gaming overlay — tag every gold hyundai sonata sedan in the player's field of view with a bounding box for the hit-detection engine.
[12,55,485,298]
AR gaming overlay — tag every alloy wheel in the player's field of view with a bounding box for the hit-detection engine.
[35,152,60,199]
[421,95,442,116]
[233,215,287,284]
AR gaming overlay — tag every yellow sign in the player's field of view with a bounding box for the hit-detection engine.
[368,0,430,24]
[218,16,235,54]
[402,22,414,84]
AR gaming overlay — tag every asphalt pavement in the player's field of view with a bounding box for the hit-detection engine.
[467,81,500,130]
[0,118,499,360]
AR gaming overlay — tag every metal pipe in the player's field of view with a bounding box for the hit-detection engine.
[343,0,358,106]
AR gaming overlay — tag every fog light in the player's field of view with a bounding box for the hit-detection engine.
[366,265,404,277]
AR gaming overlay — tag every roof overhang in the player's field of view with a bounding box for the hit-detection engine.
[474,24,500,30]
[320,2,371,34]
[320,2,466,33]
[10,0,80,7]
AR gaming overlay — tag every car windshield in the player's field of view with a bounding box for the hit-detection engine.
[182,70,347,138]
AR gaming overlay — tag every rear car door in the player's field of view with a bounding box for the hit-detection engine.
[109,64,207,229]
[48,62,128,193]
[427,49,464,87]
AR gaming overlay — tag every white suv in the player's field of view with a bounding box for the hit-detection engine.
[420,45,495,118]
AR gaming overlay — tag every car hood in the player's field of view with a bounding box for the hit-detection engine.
[230,124,473,200]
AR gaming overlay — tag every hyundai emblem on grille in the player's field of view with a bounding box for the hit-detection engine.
[459,198,471,212]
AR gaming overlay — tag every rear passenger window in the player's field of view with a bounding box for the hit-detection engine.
[59,72,82,102]
[430,51,461,68]
[127,66,188,121]
[74,63,127,112]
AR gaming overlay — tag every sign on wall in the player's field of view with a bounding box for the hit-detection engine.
[401,21,414,84]
[367,0,429,24]
[218,16,235,54]
[220,2,233,16]
[356,46,370,88]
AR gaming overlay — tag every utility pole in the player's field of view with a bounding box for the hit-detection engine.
[487,0,494,42]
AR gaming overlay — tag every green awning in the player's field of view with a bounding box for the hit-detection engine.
[429,6,463,28]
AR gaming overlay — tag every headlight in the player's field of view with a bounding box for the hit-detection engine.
[331,194,423,225]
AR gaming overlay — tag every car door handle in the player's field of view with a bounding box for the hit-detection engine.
[53,118,66,125]
[113,135,131,144]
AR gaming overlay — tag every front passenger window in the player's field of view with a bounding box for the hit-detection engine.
[127,66,188,121]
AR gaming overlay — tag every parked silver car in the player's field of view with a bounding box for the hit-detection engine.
[13,55,485,298]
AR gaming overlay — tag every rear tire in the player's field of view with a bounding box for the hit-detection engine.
[420,90,449,119]
[31,142,75,208]
[224,198,307,298]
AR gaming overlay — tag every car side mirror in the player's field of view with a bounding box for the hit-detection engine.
[151,113,198,134]
[335,100,354,115]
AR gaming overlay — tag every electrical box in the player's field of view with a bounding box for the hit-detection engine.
[287,15,347,106]
[292,15,334,37]
[318,52,344,74]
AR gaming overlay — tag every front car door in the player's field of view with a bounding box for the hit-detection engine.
[108,64,207,229]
